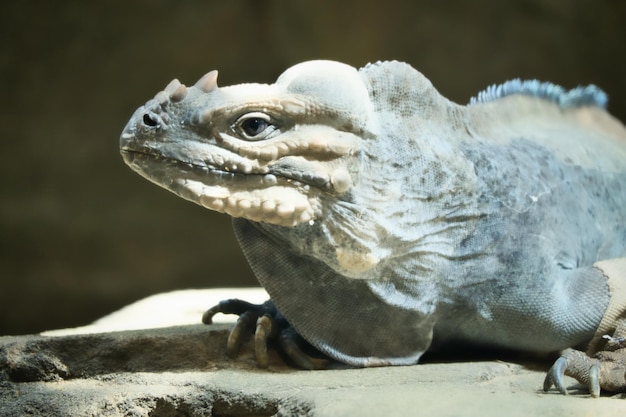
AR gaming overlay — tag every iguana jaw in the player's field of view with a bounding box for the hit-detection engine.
[120,144,323,227]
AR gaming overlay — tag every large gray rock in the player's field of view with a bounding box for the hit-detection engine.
[1,290,625,416]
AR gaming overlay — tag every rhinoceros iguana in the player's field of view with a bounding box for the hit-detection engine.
[120,60,626,397]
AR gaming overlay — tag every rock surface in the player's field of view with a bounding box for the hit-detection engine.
[1,290,625,416]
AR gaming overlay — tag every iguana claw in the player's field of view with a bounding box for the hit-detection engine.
[253,315,272,368]
[203,299,328,369]
[543,357,570,395]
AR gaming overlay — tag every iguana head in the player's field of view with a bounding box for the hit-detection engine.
[120,61,373,227]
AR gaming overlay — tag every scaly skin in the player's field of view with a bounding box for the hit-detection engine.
[120,60,626,395]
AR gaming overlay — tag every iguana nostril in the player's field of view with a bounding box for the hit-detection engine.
[143,113,158,127]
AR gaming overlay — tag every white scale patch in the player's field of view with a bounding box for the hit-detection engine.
[180,179,317,227]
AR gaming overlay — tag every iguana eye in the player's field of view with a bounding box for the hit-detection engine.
[242,117,267,136]
[233,112,277,141]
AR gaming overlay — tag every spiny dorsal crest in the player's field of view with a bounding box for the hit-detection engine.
[469,79,608,109]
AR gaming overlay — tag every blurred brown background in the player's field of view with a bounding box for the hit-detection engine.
[1,1,624,335]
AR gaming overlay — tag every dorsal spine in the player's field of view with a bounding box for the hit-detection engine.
[469,79,608,109]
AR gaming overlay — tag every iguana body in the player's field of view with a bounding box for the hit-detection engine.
[120,60,626,394]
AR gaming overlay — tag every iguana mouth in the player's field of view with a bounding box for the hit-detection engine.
[121,146,321,227]
[120,145,322,189]
[121,146,263,180]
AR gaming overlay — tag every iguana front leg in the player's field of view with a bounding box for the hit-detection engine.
[202,299,330,369]
[544,259,626,397]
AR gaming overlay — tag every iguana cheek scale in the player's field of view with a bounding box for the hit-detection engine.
[121,60,626,395]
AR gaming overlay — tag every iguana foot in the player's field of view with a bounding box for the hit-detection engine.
[543,331,626,397]
[202,299,329,369]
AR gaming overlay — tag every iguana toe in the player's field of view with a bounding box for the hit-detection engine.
[202,298,268,325]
